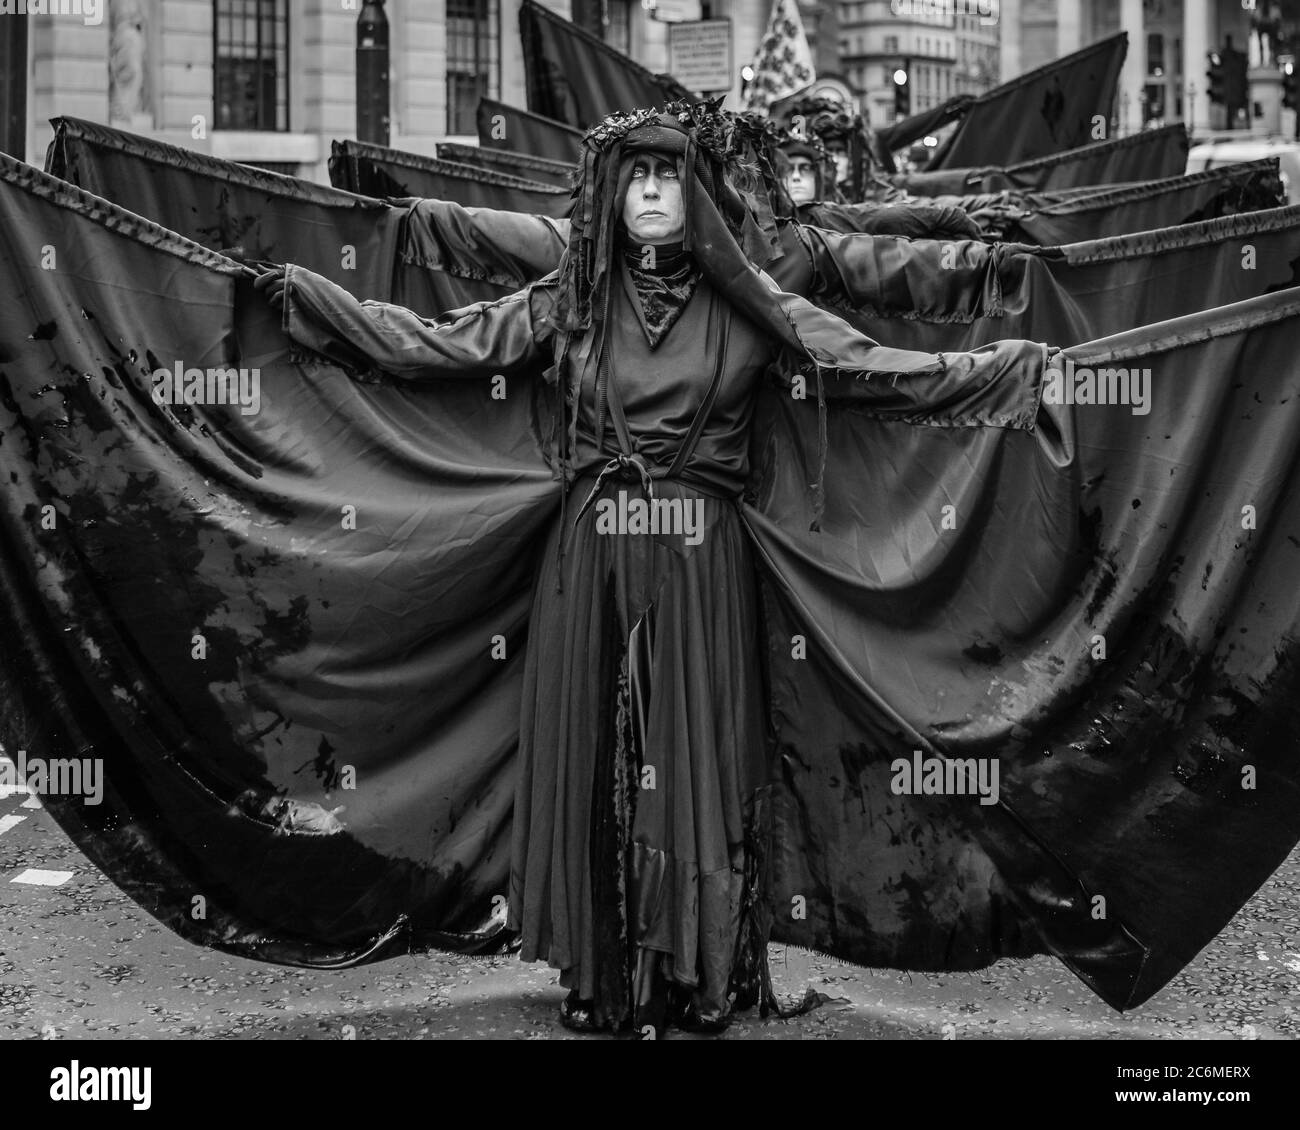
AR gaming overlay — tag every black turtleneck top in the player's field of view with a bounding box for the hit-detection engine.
[620,240,700,349]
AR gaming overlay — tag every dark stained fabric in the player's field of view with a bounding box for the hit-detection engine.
[803,200,982,239]
[477,99,584,166]
[45,116,403,299]
[435,142,575,188]
[885,167,1001,197]
[931,34,1127,170]
[329,139,572,218]
[817,205,1300,350]
[5,152,1300,1014]
[43,116,547,317]
[1005,159,1286,245]
[749,288,1300,1006]
[994,123,1189,189]
[894,125,1188,197]
[889,160,1284,247]
[519,0,690,129]
[0,156,552,960]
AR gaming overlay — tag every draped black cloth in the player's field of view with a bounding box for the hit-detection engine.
[329,139,571,218]
[897,125,1189,196]
[991,124,1189,190]
[435,142,574,188]
[46,117,403,299]
[801,200,983,239]
[44,117,569,318]
[1005,159,1286,246]
[519,0,690,129]
[477,99,584,166]
[930,34,1127,169]
[814,205,1300,350]
[5,151,1300,1013]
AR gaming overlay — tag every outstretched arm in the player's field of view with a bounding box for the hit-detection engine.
[257,264,554,379]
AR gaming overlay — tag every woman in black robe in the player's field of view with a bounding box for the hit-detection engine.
[258,102,1003,1037]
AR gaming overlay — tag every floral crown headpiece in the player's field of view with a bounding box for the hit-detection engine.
[788,95,866,141]
[556,100,782,336]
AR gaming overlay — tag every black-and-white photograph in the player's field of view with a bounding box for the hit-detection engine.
[0,0,1298,1097]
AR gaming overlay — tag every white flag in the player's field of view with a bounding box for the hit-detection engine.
[745,0,817,113]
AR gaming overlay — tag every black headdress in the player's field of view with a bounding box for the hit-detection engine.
[786,95,875,202]
[772,127,837,210]
[550,98,784,338]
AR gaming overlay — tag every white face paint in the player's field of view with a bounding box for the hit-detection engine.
[785,156,817,205]
[621,155,685,245]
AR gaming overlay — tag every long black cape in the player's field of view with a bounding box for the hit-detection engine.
[3,154,1300,1011]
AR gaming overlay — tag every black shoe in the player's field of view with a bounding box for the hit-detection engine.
[558,990,601,1033]
[667,985,730,1034]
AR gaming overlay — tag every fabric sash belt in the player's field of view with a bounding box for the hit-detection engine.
[575,277,731,527]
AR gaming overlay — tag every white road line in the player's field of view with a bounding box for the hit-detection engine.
[0,814,27,836]
[20,796,42,809]
[11,869,74,887]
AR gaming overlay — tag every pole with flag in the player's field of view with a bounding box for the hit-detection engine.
[745,0,816,113]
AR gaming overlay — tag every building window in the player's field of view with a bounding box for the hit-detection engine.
[214,0,289,131]
[884,35,899,53]
[447,0,501,136]
[1146,32,1165,78]
[604,0,633,55]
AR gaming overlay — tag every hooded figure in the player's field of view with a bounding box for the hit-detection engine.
[262,102,1038,1037]
[774,130,837,212]
[785,96,878,203]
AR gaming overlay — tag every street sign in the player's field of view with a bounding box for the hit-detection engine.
[644,0,697,22]
[668,18,732,94]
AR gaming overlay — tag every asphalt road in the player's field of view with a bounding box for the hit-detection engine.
[2,760,1297,1041]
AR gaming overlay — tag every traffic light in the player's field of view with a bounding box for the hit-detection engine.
[1223,47,1248,119]
[893,61,910,120]
[1284,60,1297,113]
[1207,51,1225,105]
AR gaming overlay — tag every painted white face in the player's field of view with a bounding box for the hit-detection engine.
[830,148,851,186]
[621,154,685,245]
[785,155,817,205]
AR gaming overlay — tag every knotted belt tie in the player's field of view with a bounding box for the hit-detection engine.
[572,451,657,527]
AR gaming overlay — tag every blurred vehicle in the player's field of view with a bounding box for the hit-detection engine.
[1186,135,1300,205]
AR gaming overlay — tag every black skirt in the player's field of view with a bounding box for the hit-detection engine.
[507,472,772,1029]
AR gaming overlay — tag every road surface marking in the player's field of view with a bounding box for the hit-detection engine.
[11,869,74,886]
[0,814,27,836]
[20,796,41,809]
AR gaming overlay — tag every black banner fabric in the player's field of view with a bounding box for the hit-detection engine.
[45,117,402,300]
[892,125,1187,198]
[820,205,1300,351]
[749,285,1300,1007]
[6,152,1300,1012]
[476,99,584,165]
[874,96,974,159]
[0,156,555,961]
[435,141,574,188]
[42,117,550,317]
[329,139,572,218]
[519,0,689,128]
[995,123,1189,189]
[933,34,1127,170]
[1006,159,1286,245]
